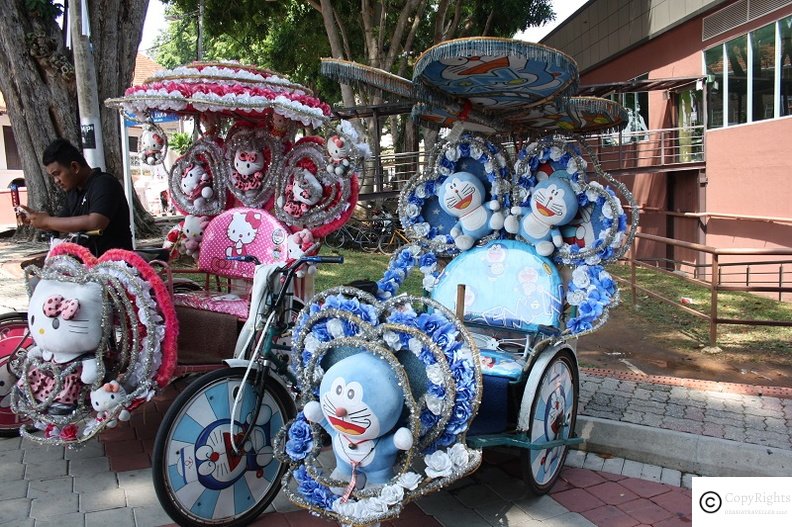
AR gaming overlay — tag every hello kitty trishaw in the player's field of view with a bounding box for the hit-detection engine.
[256,38,639,527]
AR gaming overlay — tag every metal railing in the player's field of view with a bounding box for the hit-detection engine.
[358,125,706,200]
[624,232,792,346]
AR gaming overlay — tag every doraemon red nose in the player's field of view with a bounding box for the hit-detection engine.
[335,407,347,417]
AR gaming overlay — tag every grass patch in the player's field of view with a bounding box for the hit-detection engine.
[316,246,423,296]
[611,263,792,356]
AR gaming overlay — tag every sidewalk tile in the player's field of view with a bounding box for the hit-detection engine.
[654,514,695,527]
[619,497,674,524]
[22,444,64,463]
[472,499,538,526]
[621,460,644,478]
[660,467,682,486]
[73,471,119,493]
[650,488,692,517]
[515,494,569,520]
[280,509,346,526]
[30,513,84,527]
[565,449,586,468]
[27,476,73,497]
[247,512,291,527]
[581,504,640,527]
[109,451,151,473]
[0,449,25,464]
[29,492,79,519]
[600,457,625,476]
[0,479,28,501]
[625,478,673,498]
[640,463,663,482]
[586,481,639,505]
[69,456,110,477]
[25,460,69,480]
[85,507,136,527]
[559,467,606,488]
[582,452,606,472]
[551,488,605,513]
[452,483,503,507]
[0,497,32,523]
[0,436,22,451]
[80,488,127,512]
[64,441,105,460]
[540,511,596,526]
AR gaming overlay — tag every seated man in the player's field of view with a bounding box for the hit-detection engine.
[19,138,133,256]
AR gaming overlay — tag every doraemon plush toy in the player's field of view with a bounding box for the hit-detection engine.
[504,169,579,256]
[303,353,413,489]
[438,171,504,251]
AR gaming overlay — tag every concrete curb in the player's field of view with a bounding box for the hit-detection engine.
[575,415,792,477]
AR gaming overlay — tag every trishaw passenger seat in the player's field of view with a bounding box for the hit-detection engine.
[172,208,290,319]
[432,240,565,435]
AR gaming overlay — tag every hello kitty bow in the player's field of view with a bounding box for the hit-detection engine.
[42,295,80,320]
[237,151,258,162]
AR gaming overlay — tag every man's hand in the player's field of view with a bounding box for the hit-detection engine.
[17,205,52,230]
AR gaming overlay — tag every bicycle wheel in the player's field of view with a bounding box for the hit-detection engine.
[377,231,394,254]
[324,229,346,249]
[521,349,578,494]
[0,312,32,437]
[153,367,296,527]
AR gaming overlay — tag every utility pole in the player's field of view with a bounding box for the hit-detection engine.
[69,0,106,170]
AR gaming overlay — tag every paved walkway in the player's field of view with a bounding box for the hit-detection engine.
[1,238,790,526]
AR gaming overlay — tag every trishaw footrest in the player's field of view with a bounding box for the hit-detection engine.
[467,433,583,450]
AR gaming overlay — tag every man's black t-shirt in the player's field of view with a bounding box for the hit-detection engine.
[59,168,133,256]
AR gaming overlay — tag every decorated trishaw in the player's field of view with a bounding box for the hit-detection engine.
[2,61,366,457]
[1,37,638,527]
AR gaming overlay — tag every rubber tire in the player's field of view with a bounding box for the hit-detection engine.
[520,349,579,495]
[0,312,32,437]
[152,367,296,527]
[324,230,346,250]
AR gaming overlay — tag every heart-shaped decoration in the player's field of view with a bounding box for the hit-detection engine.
[169,136,229,216]
[13,243,177,445]
[274,286,482,525]
[224,123,287,207]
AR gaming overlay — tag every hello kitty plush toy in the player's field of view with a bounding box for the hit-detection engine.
[225,210,262,258]
[90,380,130,428]
[326,135,352,176]
[140,126,166,165]
[303,353,413,489]
[279,169,323,219]
[181,215,210,257]
[18,280,103,415]
[286,229,317,277]
[232,149,266,197]
[504,167,579,256]
[438,171,504,251]
[180,160,214,208]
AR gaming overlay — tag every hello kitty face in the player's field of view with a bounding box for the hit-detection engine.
[292,170,322,206]
[234,150,265,176]
[141,129,164,152]
[327,135,351,162]
[181,163,209,194]
[227,211,261,245]
[530,177,577,227]
[440,172,484,218]
[28,280,104,360]
[321,376,380,441]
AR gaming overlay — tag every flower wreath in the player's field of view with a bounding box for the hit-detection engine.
[274,136,359,239]
[376,244,442,299]
[398,135,511,255]
[12,244,177,445]
[223,123,286,208]
[564,264,620,336]
[168,136,229,216]
[514,138,633,266]
[275,289,482,526]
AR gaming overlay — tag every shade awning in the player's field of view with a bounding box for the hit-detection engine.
[577,76,705,97]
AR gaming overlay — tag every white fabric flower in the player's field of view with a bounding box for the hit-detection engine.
[585,254,602,265]
[566,289,586,306]
[424,450,454,479]
[495,153,506,166]
[445,147,460,162]
[406,203,420,219]
[422,275,438,291]
[572,266,591,288]
[408,337,423,355]
[379,484,405,505]
[413,222,430,238]
[432,235,448,244]
[448,443,470,467]
[484,161,494,174]
[361,496,390,515]
[396,471,422,490]
[425,393,444,415]
[455,345,473,363]
[407,244,422,256]
[470,144,484,159]
[304,333,320,353]
[566,157,579,174]
[327,318,345,338]
[439,165,452,176]
[415,185,427,199]
[549,146,563,161]
[602,203,614,219]
[383,331,402,350]
[426,363,444,385]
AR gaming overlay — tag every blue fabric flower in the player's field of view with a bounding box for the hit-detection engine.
[416,312,449,335]
[420,408,440,430]
[285,416,313,461]
[395,248,416,269]
[568,317,593,334]
[419,252,437,268]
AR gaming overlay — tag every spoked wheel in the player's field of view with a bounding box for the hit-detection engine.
[324,230,346,250]
[152,367,296,527]
[521,349,578,494]
[0,312,33,437]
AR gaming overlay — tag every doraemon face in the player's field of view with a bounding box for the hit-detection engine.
[28,280,104,359]
[234,150,265,176]
[529,176,578,226]
[439,172,485,217]
[321,376,381,441]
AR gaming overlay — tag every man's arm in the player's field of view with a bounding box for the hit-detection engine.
[18,205,109,233]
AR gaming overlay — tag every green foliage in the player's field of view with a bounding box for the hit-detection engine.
[168,132,192,154]
[24,0,63,19]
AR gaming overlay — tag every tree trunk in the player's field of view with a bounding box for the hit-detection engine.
[0,0,157,241]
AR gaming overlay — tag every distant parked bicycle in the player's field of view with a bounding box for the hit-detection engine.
[323,217,380,252]
[375,215,410,254]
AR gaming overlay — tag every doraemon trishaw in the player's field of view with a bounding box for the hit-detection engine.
[271,38,638,526]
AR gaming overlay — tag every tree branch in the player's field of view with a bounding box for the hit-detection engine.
[361,0,377,64]
[434,0,449,43]
[483,8,495,36]
[383,0,423,71]
[396,0,426,77]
